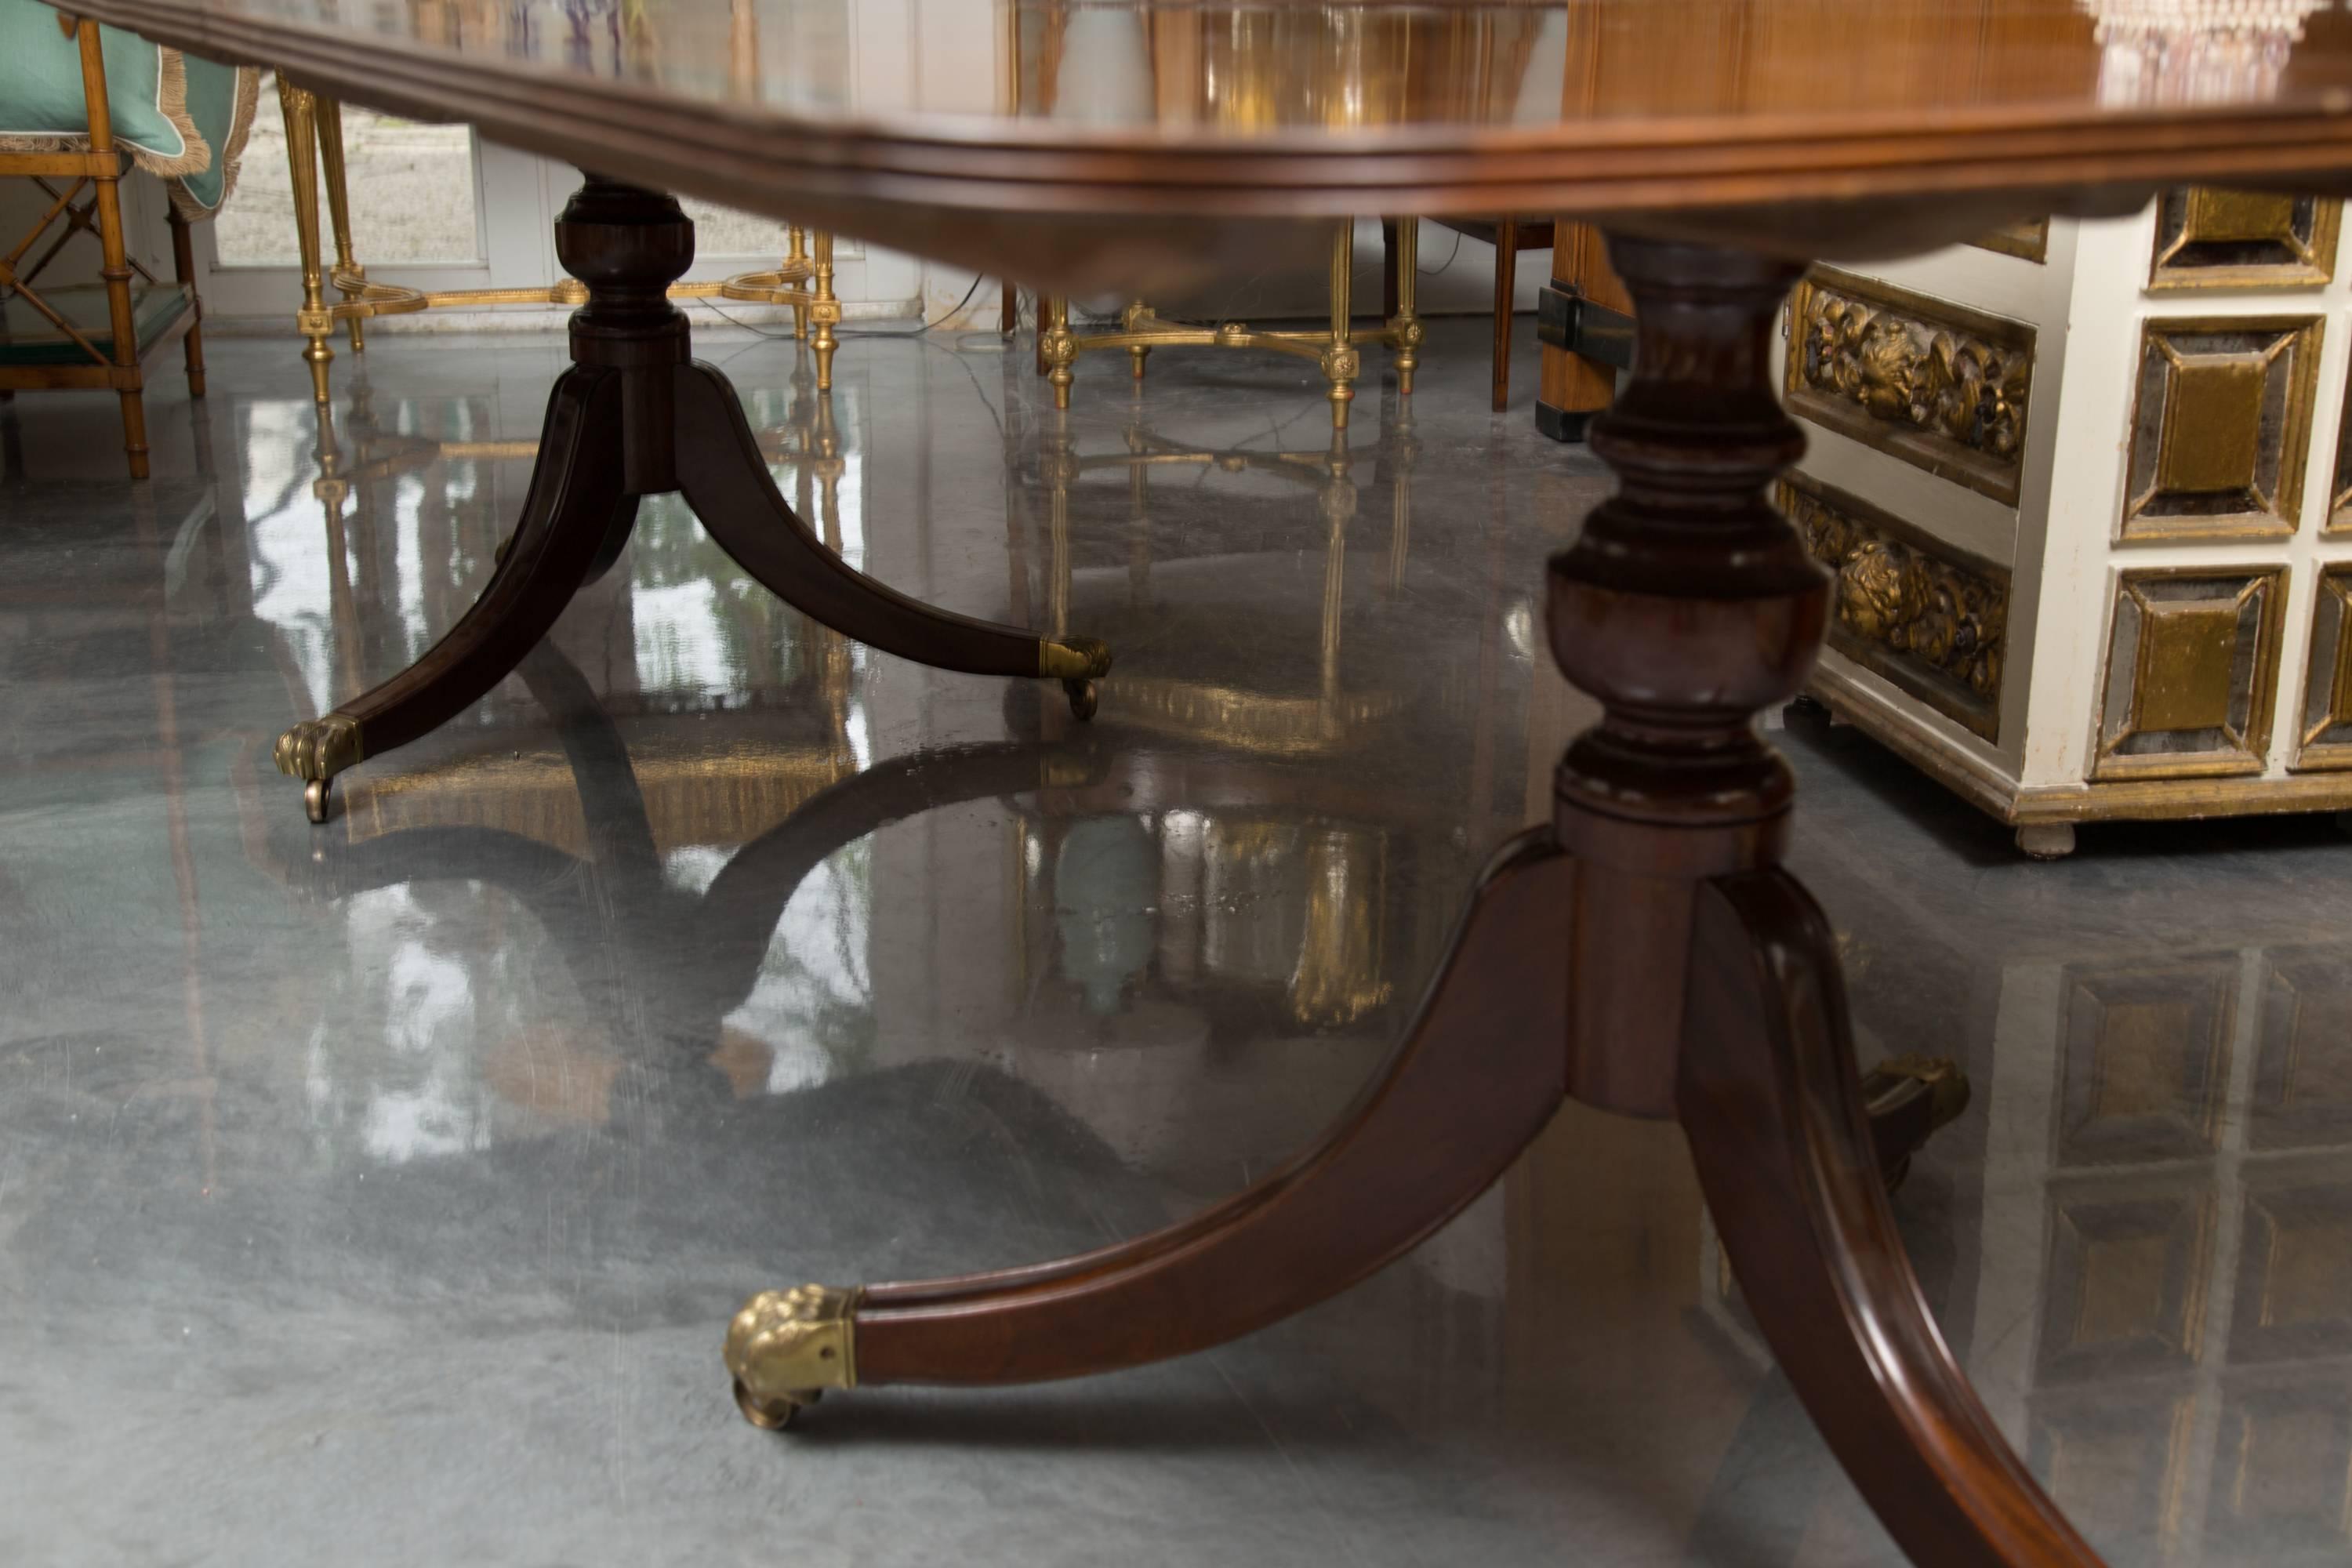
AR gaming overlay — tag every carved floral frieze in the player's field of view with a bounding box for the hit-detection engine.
[1787,269,2036,505]
[1784,474,2009,739]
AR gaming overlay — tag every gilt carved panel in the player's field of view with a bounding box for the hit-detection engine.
[2148,188,2340,292]
[2296,564,2352,770]
[1782,472,2008,739]
[1786,268,2034,505]
[1975,217,2050,263]
[2329,383,2352,535]
[2094,567,2285,780]
[2122,318,2321,542]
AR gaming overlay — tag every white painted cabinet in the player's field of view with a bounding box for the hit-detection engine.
[1788,194,2352,855]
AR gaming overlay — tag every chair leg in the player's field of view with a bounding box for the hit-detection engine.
[1040,297,1074,407]
[74,19,147,478]
[1679,870,2106,1568]
[1388,216,1419,397]
[1492,218,1517,412]
[778,227,809,339]
[314,96,367,354]
[1381,218,1400,321]
[169,209,205,398]
[275,77,336,405]
[1323,220,1358,430]
[809,231,839,391]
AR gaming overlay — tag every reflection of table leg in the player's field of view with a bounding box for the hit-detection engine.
[727,235,2089,1568]
[272,179,1111,823]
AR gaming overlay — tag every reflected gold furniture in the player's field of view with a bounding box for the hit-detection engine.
[1037,219,1421,430]
[1018,410,1420,750]
[273,80,845,402]
[1790,194,2352,856]
[1385,216,1556,412]
[0,8,225,477]
[70,0,2352,1563]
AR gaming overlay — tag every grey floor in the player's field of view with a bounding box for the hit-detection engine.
[2,316,2347,1567]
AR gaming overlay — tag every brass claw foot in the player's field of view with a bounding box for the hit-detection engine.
[1040,637,1112,724]
[274,713,364,824]
[1861,1053,1972,1192]
[725,1284,858,1431]
[1038,636,1112,682]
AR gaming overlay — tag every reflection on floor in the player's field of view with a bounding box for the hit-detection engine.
[2,319,2348,1567]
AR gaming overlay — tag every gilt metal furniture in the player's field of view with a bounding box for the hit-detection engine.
[59,0,2352,1563]
[271,76,847,403]
[1385,216,1555,412]
[1036,219,1422,430]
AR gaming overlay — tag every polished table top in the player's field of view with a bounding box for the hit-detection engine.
[61,0,2352,278]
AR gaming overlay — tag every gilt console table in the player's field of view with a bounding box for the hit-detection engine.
[56,1,2352,1563]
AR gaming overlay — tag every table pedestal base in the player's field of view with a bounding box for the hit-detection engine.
[727,235,2106,1568]
[271,178,1111,823]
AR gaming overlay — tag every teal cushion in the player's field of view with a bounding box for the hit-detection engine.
[172,50,244,210]
[0,0,194,168]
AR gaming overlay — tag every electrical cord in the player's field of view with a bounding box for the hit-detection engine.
[694,272,989,342]
[1417,228,1465,275]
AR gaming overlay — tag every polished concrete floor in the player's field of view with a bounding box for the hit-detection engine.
[2,317,2349,1567]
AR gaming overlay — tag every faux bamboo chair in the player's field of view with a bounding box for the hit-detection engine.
[0,10,237,477]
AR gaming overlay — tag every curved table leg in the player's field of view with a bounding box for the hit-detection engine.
[725,831,1573,1423]
[274,366,628,822]
[670,362,1112,720]
[1682,869,2103,1568]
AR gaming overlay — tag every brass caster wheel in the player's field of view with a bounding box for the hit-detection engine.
[304,778,332,825]
[1064,678,1099,721]
[732,1378,818,1431]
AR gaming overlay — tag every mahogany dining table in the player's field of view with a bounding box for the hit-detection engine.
[55,1,2352,1563]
